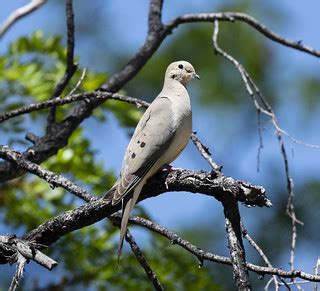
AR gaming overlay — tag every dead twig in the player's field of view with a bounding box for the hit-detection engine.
[125,230,164,291]
[0,0,47,38]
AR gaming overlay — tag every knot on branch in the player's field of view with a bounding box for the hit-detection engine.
[0,235,57,270]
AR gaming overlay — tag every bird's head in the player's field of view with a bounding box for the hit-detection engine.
[165,61,200,86]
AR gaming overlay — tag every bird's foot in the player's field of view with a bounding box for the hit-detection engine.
[162,164,183,172]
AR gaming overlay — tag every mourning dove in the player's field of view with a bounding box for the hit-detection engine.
[104,61,199,264]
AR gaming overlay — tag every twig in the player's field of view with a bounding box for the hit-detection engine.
[0,145,95,202]
[125,230,164,291]
[0,91,148,123]
[0,0,47,38]
[241,223,284,290]
[190,132,222,172]
[46,0,77,127]
[68,67,87,96]
[9,253,27,291]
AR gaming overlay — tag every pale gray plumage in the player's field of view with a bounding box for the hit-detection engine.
[104,60,199,265]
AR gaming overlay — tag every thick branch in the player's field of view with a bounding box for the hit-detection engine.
[0,167,267,259]
[0,145,270,207]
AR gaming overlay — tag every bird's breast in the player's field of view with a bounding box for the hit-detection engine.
[160,100,192,166]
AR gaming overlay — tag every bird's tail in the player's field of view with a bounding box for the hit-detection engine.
[116,184,142,268]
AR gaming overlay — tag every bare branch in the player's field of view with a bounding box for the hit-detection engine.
[100,0,165,91]
[47,0,78,126]
[0,145,95,202]
[0,91,148,124]
[190,132,222,172]
[223,200,251,289]
[9,253,26,291]
[166,12,320,58]
[0,0,47,38]
[0,145,269,207]
[241,224,284,290]
[211,18,306,288]
[125,230,164,291]
[148,0,163,32]
[0,235,57,270]
[2,169,267,255]
[113,214,320,282]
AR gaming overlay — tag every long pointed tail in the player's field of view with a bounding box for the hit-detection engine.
[116,185,142,268]
[116,197,134,268]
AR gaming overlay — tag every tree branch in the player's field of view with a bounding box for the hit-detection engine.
[112,214,320,282]
[9,253,26,291]
[0,0,47,38]
[0,145,95,202]
[0,92,148,124]
[0,166,267,264]
[47,0,77,126]
[166,12,320,58]
[190,131,222,172]
[0,145,270,208]
[223,200,251,290]
[0,235,57,269]
[241,223,285,290]
[125,230,164,291]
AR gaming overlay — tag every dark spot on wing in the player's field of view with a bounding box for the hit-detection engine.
[131,153,136,159]
[137,140,140,144]
[140,142,145,148]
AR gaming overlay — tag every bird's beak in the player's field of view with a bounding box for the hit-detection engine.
[194,73,200,80]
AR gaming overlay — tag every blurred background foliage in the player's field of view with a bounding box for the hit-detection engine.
[0,0,320,290]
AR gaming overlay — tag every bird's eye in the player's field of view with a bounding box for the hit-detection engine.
[178,64,183,69]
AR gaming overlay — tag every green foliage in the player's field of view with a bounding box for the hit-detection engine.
[0,30,142,142]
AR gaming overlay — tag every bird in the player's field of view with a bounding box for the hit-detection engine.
[104,60,199,265]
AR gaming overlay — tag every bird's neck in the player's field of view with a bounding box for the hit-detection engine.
[163,78,188,92]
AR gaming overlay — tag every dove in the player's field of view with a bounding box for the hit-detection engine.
[104,61,199,264]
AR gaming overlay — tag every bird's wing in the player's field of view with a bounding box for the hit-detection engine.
[111,95,176,205]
